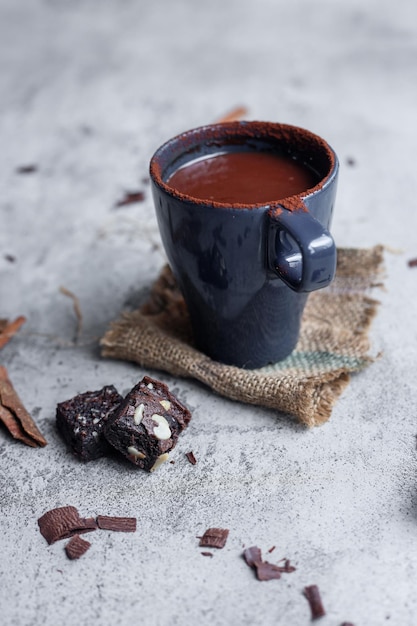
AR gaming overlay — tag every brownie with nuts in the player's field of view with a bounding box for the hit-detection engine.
[103,376,191,472]
[56,385,123,461]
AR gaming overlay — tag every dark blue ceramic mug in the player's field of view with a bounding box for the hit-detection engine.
[150,121,338,369]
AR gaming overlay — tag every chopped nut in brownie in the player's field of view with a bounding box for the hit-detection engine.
[96,516,137,532]
[199,528,229,549]
[38,506,97,544]
[65,535,91,560]
[104,376,191,472]
[56,385,122,461]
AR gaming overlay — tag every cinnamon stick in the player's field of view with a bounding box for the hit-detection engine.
[0,366,47,447]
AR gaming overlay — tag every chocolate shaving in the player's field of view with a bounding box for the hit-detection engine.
[115,191,145,207]
[65,535,91,560]
[0,366,47,447]
[16,164,37,174]
[38,506,97,544]
[255,561,283,581]
[243,546,263,568]
[199,527,229,549]
[201,551,213,557]
[268,545,276,553]
[340,623,355,626]
[304,585,326,619]
[408,258,417,268]
[243,546,296,581]
[0,316,26,350]
[96,515,137,532]
[185,451,197,465]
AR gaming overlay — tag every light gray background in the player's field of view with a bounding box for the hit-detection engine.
[1,0,416,624]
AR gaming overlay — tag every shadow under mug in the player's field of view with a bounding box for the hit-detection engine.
[150,121,338,369]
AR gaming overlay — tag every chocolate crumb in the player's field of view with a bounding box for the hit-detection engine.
[199,527,229,549]
[304,584,326,619]
[16,164,37,174]
[201,551,213,557]
[268,545,276,553]
[65,535,91,560]
[185,451,197,465]
[38,506,97,544]
[96,515,137,532]
[408,258,417,268]
[115,191,145,207]
[340,623,355,626]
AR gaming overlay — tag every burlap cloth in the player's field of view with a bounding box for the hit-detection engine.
[101,246,384,427]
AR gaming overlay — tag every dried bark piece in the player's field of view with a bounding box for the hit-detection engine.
[96,515,136,532]
[115,191,145,207]
[0,316,26,350]
[0,366,47,447]
[38,506,97,544]
[304,585,326,619]
[199,528,229,549]
[65,535,91,560]
[185,451,197,465]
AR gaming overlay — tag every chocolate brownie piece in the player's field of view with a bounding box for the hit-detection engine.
[56,385,123,461]
[104,376,191,472]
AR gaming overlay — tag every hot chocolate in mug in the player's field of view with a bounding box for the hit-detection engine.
[150,121,338,369]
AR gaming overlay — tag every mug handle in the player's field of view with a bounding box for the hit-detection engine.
[267,206,337,292]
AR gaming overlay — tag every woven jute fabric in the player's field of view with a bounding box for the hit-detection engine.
[101,246,384,427]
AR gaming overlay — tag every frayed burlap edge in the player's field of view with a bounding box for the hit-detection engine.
[101,246,384,427]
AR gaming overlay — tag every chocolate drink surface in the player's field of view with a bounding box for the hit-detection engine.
[167,150,320,204]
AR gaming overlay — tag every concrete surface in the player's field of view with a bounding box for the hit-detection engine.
[1,0,417,624]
